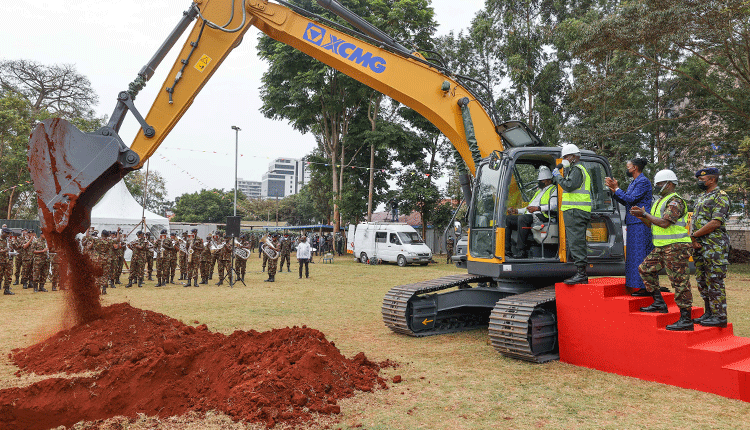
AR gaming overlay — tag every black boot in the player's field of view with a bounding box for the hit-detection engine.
[640,290,668,313]
[184,279,192,287]
[155,278,162,287]
[262,267,266,272]
[193,278,199,287]
[666,308,694,331]
[101,285,107,295]
[216,278,223,286]
[109,280,116,289]
[200,278,207,285]
[693,297,712,324]
[563,266,588,285]
[698,314,728,328]
[22,280,27,289]
[631,288,651,297]
[264,276,275,282]
[125,280,133,288]
[4,287,14,295]
[115,279,121,284]
[138,278,143,287]
[32,282,37,292]
[171,275,175,284]
[13,277,18,285]
[38,283,48,292]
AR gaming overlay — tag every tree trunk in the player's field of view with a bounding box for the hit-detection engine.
[367,93,382,222]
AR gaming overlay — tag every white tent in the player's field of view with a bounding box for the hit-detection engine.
[91,180,170,260]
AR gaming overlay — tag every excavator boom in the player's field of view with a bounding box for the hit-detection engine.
[29,0,504,237]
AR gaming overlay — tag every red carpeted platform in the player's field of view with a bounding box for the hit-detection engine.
[556,277,750,401]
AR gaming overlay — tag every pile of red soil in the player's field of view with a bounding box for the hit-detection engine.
[1,303,388,429]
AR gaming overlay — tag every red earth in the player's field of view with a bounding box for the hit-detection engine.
[1,303,389,429]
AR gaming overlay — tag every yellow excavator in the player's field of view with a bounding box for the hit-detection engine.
[28,0,625,363]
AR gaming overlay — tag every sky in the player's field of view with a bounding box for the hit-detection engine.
[4,0,484,201]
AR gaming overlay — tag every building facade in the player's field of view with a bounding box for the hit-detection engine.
[237,178,261,199]
[260,158,310,199]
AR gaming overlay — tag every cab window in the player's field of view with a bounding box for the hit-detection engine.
[389,233,401,245]
[582,160,614,212]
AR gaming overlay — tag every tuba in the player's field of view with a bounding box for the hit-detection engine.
[262,236,280,260]
[233,239,249,260]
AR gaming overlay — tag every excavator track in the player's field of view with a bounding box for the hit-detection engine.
[488,286,558,363]
[382,273,493,337]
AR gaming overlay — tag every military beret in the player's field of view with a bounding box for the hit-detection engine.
[170,232,176,236]
[145,231,151,236]
[191,228,198,233]
[136,231,143,236]
[161,229,167,234]
[695,167,719,177]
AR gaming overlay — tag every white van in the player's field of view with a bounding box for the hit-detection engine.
[349,222,432,266]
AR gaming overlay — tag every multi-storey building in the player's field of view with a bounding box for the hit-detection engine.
[260,158,310,199]
[236,178,261,199]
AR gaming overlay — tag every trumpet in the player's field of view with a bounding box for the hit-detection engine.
[262,236,280,260]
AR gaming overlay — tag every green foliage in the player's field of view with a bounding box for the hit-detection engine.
[0,91,35,219]
[172,189,245,223]
[123,170,170,215]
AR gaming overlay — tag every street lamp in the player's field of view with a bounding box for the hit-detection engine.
[231,126,241,216]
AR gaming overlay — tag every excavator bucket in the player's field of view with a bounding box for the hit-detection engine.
[28,119,140,235]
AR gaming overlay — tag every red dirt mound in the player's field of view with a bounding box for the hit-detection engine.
[1,303,388,429]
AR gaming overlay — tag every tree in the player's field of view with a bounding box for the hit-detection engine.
[172,189,245,223]
[123,170,169,215]
[257,0,437,232]
[0,60,102,122]
[0,91,35,219]
[397,167,442,239]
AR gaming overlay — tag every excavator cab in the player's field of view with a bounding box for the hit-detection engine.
[466,147,626,288]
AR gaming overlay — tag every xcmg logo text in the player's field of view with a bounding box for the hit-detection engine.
[303,23,387,74]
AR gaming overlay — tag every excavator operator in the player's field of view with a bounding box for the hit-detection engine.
[505,166,557,258]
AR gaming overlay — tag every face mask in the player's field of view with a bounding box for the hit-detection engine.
[697,181,708,191]
[626,170,633,178]
[656,182,670,196]
[538,180,546,189]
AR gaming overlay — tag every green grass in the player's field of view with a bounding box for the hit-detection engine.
[2,256,750,429]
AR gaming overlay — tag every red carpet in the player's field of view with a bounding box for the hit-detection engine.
[556,277,750,401]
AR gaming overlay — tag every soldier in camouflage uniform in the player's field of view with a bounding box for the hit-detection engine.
[145,232,155,281]
[126,231,147,287]
[264,234,280,282]
[200,235,213,284]
[12,232,24,285]
[210,233,221,280]
[249,234,257,254]
[260,234,269,272]
[690,167,731,328]
[30,232,49,292]
[167,232,178,283]
[107,231,121,289]
[446,236,454,264]
[115,231,126,284]
[0,228,14,295]
[185,228,203,287]
[234,235,250,281]
[89,230,112,295]
[154,230,167,287]
[50,245,60,291]
[630,169,694,331]
[178,232,188,280]
[21,231,35,289]
[216,236,232,286]
[279,234,292,272]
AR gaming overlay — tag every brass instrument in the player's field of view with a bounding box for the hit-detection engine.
[233,239,249,260]
[262,236,280,260]
[210,239,224,254]
[179,239,187,254]
[187,239,194,263]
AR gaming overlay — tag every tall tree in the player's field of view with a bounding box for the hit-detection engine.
[0,91,35,219]
[172,189,245,223]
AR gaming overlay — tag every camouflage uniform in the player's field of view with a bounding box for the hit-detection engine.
[250,235,257,254]
[0,234,12,294]
[201,237,213,283]
[31,236,49,291]
[691,188,731,318]
[638,195,693,309]
[234,238,250,279]
[13,237,23,284]
[168,235,178,282]
[279,237,292,272]
[128,236,146,286]
[50,250,60,291]
[210,236,221,279]
[446,236,454,264]
[216,238,232,284]
[21,236,34,286]
[145,235,155,280]
[155,236,165,282]
[116,237,126,283]
[92,236,112,294]
[163,234,177,283]
[186,236,204,285]
[179,235,188,280]
[266,238,280,281]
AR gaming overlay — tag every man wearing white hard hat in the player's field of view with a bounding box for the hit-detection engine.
[552,144,592,284]
[630,169,694,331]
[506,166,558,258]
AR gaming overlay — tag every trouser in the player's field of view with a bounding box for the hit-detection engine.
[298,258,309,278]
[446,249,453,264]
[51,263,59,288]
[188,259,200,279]
[693,250,727,318]
[0,261,11,290]
[14,256,22,280]
[280,252,290,270]
[235,257,247,276]
[268,258,277,277]
[201,258,211,280]
[32,258,47,284]
[170,256,177,279]
[21,259,33,282]
[563,209,591,268]
[638,242,693,309]
[505,214,548,253]
[262,253,268,270]
[218,259,230,280]
[146,255,153,276]
[156,257,164,278]
[179,254,187,277]
[129,257,144,281]
[117,256,125,281]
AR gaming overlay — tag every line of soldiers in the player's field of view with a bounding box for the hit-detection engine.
[0,228,62,295]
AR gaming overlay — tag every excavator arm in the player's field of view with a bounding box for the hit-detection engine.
[29,0,505,237]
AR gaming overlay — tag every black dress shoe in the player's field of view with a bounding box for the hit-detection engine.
[631,289,651,297]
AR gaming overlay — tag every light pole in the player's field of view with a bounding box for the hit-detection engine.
[231,126,241,216]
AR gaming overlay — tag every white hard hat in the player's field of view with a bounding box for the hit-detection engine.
[537,166,553,180]
[654,169,678,184]
[561,144,581,157]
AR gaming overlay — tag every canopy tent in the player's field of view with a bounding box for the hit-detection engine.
[91,180,169,260]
